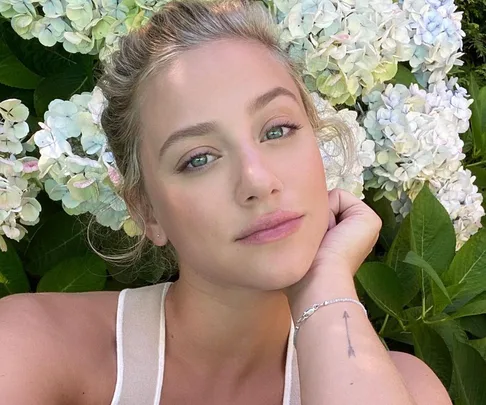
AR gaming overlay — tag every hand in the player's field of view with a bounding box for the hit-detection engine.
[286,188,382,304]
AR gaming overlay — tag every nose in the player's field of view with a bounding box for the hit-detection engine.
[234,147,283,206]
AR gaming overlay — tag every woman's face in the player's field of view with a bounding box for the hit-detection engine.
[139,39,329,291]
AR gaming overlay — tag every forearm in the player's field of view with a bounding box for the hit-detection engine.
[290,268,416,405]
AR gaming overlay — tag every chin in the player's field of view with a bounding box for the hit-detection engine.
[239,243,319,292]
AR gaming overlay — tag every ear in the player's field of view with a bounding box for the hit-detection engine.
[128,195,168,247]
[145,216,168,247]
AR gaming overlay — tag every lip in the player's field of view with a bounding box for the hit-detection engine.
[236,210,304,244]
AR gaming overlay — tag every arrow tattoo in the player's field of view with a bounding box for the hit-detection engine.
[343,311,356,358]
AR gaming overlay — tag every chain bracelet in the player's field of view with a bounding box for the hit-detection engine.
[293,298,367,345]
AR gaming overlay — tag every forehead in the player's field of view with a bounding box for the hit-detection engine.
[139,39,303,138]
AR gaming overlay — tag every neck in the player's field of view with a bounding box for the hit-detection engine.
[164,274,292,381]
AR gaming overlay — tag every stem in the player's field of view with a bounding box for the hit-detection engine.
[397,317,407,331]
[466,160,486,168]
[379,335,390,351]
[421,269,426,321]
[379,314,390,336]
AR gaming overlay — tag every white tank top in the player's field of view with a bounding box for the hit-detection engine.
[110,282,301,405]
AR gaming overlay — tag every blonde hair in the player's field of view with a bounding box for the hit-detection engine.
[95,0,353,277]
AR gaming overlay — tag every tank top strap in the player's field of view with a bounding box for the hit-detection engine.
[110,282,171,405]
[286,321,301,405]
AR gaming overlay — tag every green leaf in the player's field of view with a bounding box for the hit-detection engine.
[426,313,468,351]
[451,292,486,319]
[468,338,486,362]
[451,339,486,405]
[458,315,486,339]
[34,65,91,117]
[37,254,107,292]
[0,83,34,109]
[390,64,421,87]
[23,211,90,276]
[0,20,76,77]
[0,239,30,298]
[479,85,486,139]
[409,184,456,274]
[403,251,452,306]
[0,38,41,89]
[410,322,453,390]
[356,262,405,319]
[433,284,464,315]
[468,72,484,156]
[364,189,398,250]
[385,215,421,305]
[469,166,486,189]
[442,228,486,302]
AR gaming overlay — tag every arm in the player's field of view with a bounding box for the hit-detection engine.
[290,266,451,405]
[0,294,72,405]
[287,189,452,405]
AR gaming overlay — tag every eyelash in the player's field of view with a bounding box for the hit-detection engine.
[177,121,304,173]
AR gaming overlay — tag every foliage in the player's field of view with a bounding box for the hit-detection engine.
[0,0,485,403]
[455,0,486,85]
[357,184,486,404]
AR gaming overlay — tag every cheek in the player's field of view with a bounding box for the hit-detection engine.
[159,186,222,247]
[286,136,327,194]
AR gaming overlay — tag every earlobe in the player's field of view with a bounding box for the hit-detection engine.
[146,222,168,246]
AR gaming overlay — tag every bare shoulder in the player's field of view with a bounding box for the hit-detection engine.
[0,290,121,405]
[389,350,453,405]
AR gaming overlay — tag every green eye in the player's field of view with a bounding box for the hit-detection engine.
[263,122,302,141]
[189,155,208,168]
[179,151,216,172]
[266,127,285,140]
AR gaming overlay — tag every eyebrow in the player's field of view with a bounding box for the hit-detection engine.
[158,86,299,160]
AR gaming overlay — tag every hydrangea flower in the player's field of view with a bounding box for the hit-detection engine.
[431,167,484,249]
[271,0,415,105]
[0,0,174,58]
[311,92,375,198]
[400,0,465,84]
[362,78,483,246]
[33,87,140,235]
[0,100,42,251]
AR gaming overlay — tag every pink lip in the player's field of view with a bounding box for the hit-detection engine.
[236,211,304,244]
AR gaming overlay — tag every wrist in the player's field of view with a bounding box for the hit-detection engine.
[288,268,359,321]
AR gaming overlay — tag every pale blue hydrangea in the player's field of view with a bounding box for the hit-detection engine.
[33,88,137,234]
[363,78,471,200]
[39,0,66,18]
[0,0,173,58]
[401,0,465,84]
[31,16,67,46]
[271,0,414,105]
[362,78,483,246]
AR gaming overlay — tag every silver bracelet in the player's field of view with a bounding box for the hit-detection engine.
[293,298,367,345]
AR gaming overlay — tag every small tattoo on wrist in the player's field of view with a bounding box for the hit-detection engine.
[343,311,356,358]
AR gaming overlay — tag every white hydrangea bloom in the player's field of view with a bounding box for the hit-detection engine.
[362,78,483,247]
[0,0,176,57]
[400,0,465,84]
[31,16,67,47]
[311,92,374,198]
[272,0,414,105]
[0,100,42,251]
[431,168,484,249]
[33,87,139,235]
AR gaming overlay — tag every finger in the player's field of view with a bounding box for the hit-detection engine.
[328,211,337,230]
[327,188,370,222]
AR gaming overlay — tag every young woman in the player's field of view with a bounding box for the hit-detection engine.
[0,1,453,404]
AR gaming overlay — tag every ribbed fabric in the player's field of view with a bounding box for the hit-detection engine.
[110,282,300,405]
